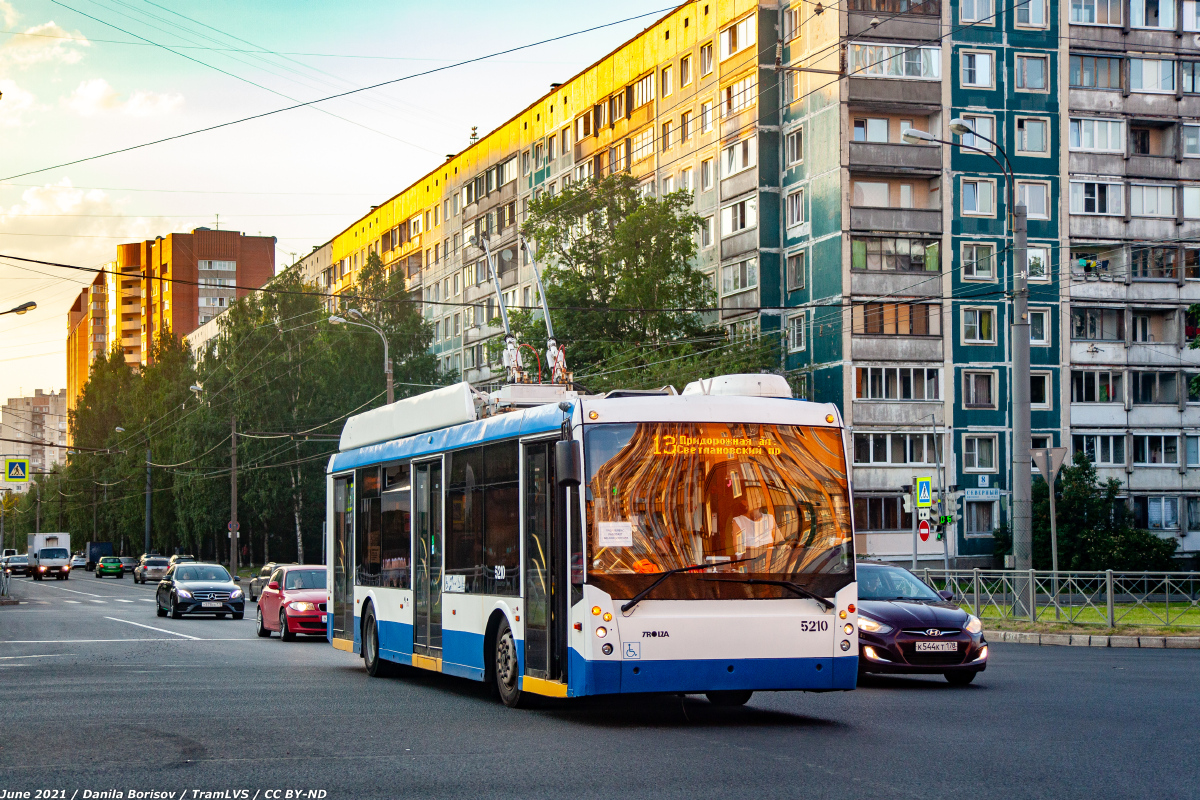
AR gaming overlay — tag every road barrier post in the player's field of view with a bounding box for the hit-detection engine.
[973,568,981,618]
[1106,569,1115,628]
[1028,569,1037,622]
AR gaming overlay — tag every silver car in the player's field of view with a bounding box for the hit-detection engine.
[134,556,170,584]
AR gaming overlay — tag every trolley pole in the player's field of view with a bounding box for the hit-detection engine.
[1012,204,1033,616]
[230,417,238,579]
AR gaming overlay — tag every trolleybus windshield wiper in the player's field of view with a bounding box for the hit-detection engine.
[701,576,835,610]
[620,557,754,615]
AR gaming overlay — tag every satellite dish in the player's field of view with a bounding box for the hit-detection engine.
[500,248,514,263]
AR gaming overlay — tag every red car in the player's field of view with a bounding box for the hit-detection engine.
[255,564,328,640]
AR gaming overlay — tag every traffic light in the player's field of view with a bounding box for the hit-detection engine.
[902,493,913,513]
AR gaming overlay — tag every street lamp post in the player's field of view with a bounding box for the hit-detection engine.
[0,301,36,317]
[330,310,393,404]
[904,122,1031,602]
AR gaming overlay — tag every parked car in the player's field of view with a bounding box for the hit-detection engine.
[94,556,124,579]
[256,565,328,640]
[249,561,296,602]
[118,557,138,574]
[168,554,196,567]
[856,562,988,685]
[134,556,170,584]
[3,555,29,576]
[156,563,244,619]
[71,554,87,570]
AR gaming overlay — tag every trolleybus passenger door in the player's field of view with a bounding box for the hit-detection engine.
[523,440,567,682]
[332,473,354,642]
[414,458,443,655]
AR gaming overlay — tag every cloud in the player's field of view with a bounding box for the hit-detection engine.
[63,78,182,117]
[0,1,17,28]
[0,21,89,68]
[0,78,36,126]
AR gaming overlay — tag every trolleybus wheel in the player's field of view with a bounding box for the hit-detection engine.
[493,618,528,708]
[362,606,390,677]
[705,690,753,707]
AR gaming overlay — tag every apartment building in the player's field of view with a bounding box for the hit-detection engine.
[1,389,67,493]
[67,228,276,412]
[319,0,1199,564]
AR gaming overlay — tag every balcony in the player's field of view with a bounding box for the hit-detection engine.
[850,207,942,233]
[848,78,940,108]
[849,141,940,172]
[847,0,940,40]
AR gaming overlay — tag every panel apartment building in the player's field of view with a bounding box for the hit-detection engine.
[67,228,275,415]
[0,389,67,493]
[316,0,1200,564]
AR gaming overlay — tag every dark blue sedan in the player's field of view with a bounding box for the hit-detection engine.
[856,562,988,685]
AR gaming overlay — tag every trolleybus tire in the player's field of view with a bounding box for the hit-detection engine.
[362,606,390,677]
[493,618,529,708]
[705,690,753,707]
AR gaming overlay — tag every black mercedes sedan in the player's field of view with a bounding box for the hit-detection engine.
[155,563,245,620]
[856,562,987,685]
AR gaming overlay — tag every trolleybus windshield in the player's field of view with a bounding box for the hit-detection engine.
[584,421,853,601]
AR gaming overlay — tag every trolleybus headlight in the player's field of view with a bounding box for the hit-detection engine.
[595,626,607,638]
[591,606,602,616]
[843,623,854,635]
[964,614,983,635]
[840,640,851,651]
[602,644,613,655]
[602,612,612,622]
[858,616,892,634]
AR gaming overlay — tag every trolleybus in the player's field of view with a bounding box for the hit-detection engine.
[326,374,859,707]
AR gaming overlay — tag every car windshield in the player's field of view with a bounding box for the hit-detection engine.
[176,565,231,582]
[857,564,942,601]
[583,421,854,600]
[284,569,327,590]
[12,556,27,563]
[40,548,69,559]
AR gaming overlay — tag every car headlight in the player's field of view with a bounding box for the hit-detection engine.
[858,616,892,634]
[290,601,315,612]
[176,588,193,599]
[964,615,983,635]
[230,589,243,600]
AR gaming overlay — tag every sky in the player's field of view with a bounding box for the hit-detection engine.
[0,0,671,404]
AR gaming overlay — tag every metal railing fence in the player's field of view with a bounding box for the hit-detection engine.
[919,569,1200,629]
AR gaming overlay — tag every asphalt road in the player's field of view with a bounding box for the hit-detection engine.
[1,573,1197,800]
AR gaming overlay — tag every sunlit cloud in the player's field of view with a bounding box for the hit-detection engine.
[63,78,182,117]
[0,21,89,67]
[0,1,18,28]
[0,78,36,126]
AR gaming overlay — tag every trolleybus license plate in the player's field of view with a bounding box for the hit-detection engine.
[915,641,957,652]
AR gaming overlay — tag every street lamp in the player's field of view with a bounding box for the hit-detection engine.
[330,310,393,404]
[0,301,35,316]
[904,119,1032,592]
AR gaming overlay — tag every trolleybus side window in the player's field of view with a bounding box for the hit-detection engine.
[446,440,521,596]
[356,466,382,586]
[381,463,412,588]
[332,474,354,639]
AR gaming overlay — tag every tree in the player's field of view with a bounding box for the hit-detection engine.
[994,452,1178,570]
[513,174,776,392]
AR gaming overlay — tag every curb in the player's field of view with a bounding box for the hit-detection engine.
[986,629,1200,649]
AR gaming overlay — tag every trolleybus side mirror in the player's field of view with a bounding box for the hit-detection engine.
[556,440,581,487]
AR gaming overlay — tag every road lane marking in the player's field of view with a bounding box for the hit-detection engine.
[89,600,107,604]
[0,638,258,643]
[63,600,81,604]
[22,582,112,599]
[103,617,202,640]
[139,599,155,602]
[114,599,134,603]
[0,653,75,660]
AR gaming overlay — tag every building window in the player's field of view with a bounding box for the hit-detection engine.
[1134,496,1179,530]
[855,366,941,400]
[786,128,804,165]
[701,158,714,190]
[1029,309,1049,344]
[661,65,673,98]
[700,216,714,249]
[719,14,755,60]
[633,73,655,107]
[1130,58,1175,92]
[1134,434,1179,464]
[963,371,995,408]
[1132,0,1176,27]
[1027,246,1049,280]
[1070,118,1123,152]
[964,501,996,537]
[787,313,806,351]
[961,0,993,23]
[852,236,941,272]
[1071,308,1124,340]
[630,128,654,162]
[1017,181,1050,219]
[700,99,714,133]
[1130,246,1178,279]
[852,181,890,207]
[1069,181,1123,215]
[1071,370,1123,402]
[1188,435,1200,466]
[722,136,756,177]
[963,435,997,471]
[1130,185,1175,217]
[963,179,994,215]
[786,189,806,227]
[721,198,757,236]
[963,307,996,343]
[963,242,995,279]
[1069,55,1121,88]
[848,45,941,78]
[681,111,693,142]
[786,251,805,291]
[722,73,756,116]
[1071,0,1122,24]
[661,121,673,151]
[853,433,944,465]
[1015,54,1049,90]
[700,42,714,75]
[680,55,692,87]
[1016,117,1049,154]
[853,117,889,142]
[1133,371,1178,404]
[1185,64,1200,94]
[853,302,940,336]
[1031,373,1051,408]
[1017,0,1047,24]
[1074,434,1125,465]
[721,257,758,293]
[680,167,693,192]
[853,495,913,532]
[961,51,994,87]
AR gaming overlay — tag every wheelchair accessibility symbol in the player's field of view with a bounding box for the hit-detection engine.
[623,642,640,659]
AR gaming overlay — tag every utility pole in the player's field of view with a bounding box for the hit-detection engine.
[1012,203,1033,616]
[230,416,238,579]
[35,480,40,533]
[144,448,152,557]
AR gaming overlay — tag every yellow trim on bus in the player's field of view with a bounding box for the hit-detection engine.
[521,676,568,698]
[411,653,442,672]
[331,638,354,652]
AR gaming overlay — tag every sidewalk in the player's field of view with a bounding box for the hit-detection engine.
[987,629,1200,649]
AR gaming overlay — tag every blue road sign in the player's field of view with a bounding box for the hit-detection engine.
[916,477,932,508]
[4,458,29,482]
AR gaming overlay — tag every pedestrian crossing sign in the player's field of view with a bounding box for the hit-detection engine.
[4,458,29,482]
[916,477,932,508]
